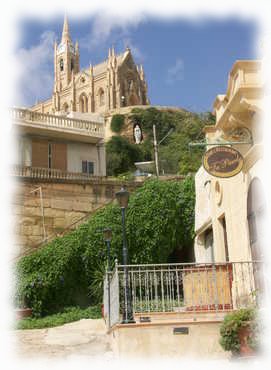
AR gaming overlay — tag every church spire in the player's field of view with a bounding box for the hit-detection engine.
[61,14,71,43]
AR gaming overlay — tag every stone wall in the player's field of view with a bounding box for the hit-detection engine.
[13,178,143,256]
[109,314,229,359]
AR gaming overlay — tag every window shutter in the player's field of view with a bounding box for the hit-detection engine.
[32,139,49,168]
[51,142,67,170]
[88,162,94,175]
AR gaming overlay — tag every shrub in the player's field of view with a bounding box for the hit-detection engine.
[110,114,125,133]
[16,177,195,316]
[219,308,260,355]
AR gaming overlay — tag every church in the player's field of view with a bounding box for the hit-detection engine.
[32,16,149,115]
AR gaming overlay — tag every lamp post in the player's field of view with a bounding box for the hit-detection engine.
[103,228,112,327]
[121,95,125,107]
[115,187,135,324]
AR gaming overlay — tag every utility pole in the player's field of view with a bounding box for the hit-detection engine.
[153,124,159,178]
[153,125,174,178]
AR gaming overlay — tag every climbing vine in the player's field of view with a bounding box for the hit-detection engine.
[16,177,195,316]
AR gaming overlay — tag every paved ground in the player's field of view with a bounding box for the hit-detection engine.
[13,319,115,359]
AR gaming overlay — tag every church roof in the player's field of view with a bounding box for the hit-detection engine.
[82,52,127,77]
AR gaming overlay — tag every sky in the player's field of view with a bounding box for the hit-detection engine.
[16,15,257,112]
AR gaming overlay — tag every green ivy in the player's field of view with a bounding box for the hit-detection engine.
[110,114,125,133]
[16,177,195,316]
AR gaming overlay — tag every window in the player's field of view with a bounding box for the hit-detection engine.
[60,59,64,72]
[48,143,52,169]
[82,160,94,175]
[79,94,88,113]
[71,59,74,71]
[62,103,69,113]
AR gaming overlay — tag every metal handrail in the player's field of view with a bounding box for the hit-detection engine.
[116,261,262,268]
[104,260,263,328]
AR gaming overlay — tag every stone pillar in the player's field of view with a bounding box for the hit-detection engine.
[96,141,106,176]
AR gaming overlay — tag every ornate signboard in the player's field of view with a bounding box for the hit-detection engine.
[203,146,244,178]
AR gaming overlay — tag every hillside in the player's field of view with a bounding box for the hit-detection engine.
[106,107,215,176]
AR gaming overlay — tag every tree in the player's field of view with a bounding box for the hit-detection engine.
[106,136,142,176]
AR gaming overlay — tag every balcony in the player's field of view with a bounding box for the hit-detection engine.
[213,61,262,129]
[104,261,263,328]
[11,107,105,143]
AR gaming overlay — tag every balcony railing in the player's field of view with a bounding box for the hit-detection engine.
[12,165,105,181]
[104,261,263,328]
[11,107,104,138]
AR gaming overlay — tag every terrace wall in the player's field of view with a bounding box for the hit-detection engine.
[12,177,143,257]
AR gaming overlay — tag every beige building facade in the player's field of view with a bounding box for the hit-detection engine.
[12,107,106,176]
[31,16,149,116]
[194,60,263,265]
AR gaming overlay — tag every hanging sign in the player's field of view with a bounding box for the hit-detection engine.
[203,146,244,178]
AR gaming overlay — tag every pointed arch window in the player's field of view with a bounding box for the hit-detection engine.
[99,89,105,106]
[71,58,74,71]
[79,94,88,113]
[62,102,69,113]
[60,58,64,72]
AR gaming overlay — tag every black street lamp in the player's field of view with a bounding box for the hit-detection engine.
[103,227,112,327]
[115,187,135,324]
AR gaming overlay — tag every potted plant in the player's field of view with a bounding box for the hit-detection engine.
[14,286,33,320]
[15,298,33,320]
[219,308,260,357]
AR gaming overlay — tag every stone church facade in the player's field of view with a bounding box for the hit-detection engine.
[32,16,149,115]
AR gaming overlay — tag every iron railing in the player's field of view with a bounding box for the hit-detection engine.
[104,261,263,328]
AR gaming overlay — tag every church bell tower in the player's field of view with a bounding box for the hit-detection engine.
[54,15,80,92]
